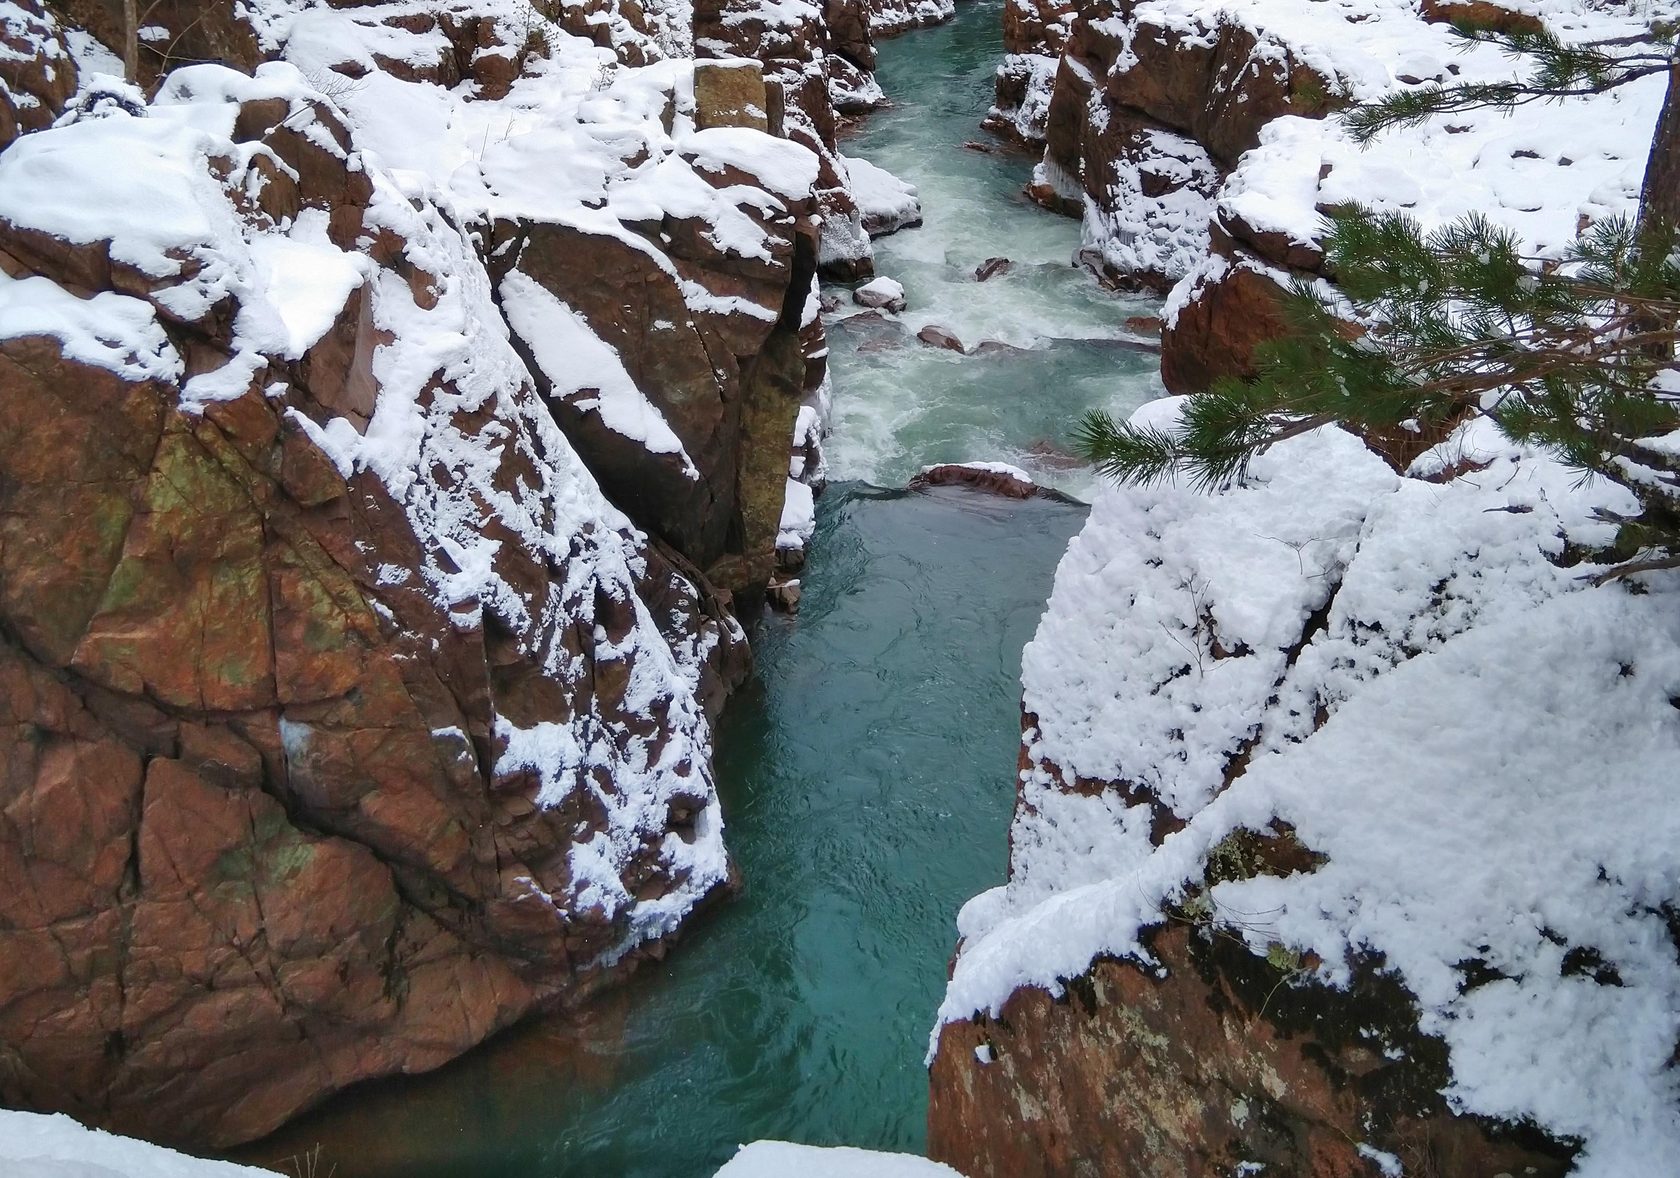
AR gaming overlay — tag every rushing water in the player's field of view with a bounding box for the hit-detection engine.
[230,5,1159,1176]
[820,1,1161,493]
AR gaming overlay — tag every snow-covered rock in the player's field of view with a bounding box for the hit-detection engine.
[715,1141,967,1177]
[853,274,907,310]
[844,152,922,237]
[928,402,1680,1177]
[1009,0,1672,316]
[0,1111,273,1178]
[865,0,957,38]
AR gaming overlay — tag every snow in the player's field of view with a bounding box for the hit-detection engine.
[713,1142,967,1177]
[937,404,1680,1175]
[843,153,921,237]
[683,125,820,201]
[500,268,700,479]
[0,1110,272,1177]
[0,272,182,383]
[777,477,816,550]
[245,220,369,359]
[852,275,906,309]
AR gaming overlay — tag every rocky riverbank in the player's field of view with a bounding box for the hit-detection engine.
[0,0,931,1152]
[926,0,1680,1174]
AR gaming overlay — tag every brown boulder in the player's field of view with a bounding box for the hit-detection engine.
[908,464,1042,499]
[917,324,966,352]
[1419,0,1545,35]
[695,59,772,132]
[1161,257,1293,393]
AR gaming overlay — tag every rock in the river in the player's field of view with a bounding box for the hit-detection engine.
[854,275,908,311]
[917,324,965,352]
[974,257,1012,281]
[765,578,803,611]
[909,463,1044,499]
[845,153,923,236]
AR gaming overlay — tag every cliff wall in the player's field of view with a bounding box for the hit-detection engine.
[929,3,1680,1172]
[0,0,903,1149]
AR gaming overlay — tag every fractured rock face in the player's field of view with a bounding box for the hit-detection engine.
[929,925,1575,1178]
[0,39,756,1151]
[695,57,772,130]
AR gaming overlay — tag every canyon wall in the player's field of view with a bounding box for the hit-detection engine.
[929,1,1680,1175]
[0,0,916,1150]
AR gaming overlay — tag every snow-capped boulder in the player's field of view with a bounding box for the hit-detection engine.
[844,152,922,237]
[853,274,907,310]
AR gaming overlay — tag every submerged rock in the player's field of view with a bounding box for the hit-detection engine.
[916,324,965,352]
[973,256,1011,281]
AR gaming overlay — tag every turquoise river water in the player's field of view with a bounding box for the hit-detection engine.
[231,4,1159,1174]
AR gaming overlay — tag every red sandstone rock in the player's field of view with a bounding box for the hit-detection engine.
[1161,257,1294,393]
[0,33,767,1151]
[929,924,1574,1178]
[908,464,1041,499]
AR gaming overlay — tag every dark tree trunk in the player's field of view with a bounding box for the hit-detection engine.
[1639,55,1680,234]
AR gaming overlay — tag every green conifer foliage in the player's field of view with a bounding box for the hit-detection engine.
[1078,23,1680,580]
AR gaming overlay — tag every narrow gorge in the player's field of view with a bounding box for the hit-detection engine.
[1,0,1676,1175]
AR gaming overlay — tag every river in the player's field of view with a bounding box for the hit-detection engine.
[229,4,1158,1174]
